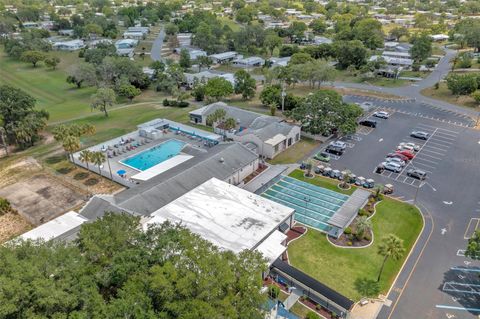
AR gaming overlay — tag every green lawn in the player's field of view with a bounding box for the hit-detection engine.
[0,49,99,123]
[288,197,423,300]
[288,169,356,195]
[268,139,320,165]
[290,302,313,318]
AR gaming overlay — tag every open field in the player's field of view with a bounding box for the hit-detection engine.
[0,213,32,243]
[288,196,423,300]
[421,82,479,109]
[0,49,168,124]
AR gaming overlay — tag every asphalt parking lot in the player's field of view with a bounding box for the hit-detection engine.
[310,99,480,319]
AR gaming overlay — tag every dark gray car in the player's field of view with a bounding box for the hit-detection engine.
[407,168,427,180]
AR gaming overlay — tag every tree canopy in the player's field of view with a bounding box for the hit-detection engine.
[0,85,49,148]
[0,213,267,318]
[287,89,362,135]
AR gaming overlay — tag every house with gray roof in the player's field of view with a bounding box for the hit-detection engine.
[189,102,301,159]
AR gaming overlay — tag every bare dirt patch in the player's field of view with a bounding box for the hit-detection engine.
[0,157,43,188]
[0,212,32,243]
[0,174,86,225]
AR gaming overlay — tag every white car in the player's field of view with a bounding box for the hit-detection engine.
[329,140,347,150]
[373,111,390,119]
[381,161,402,173]
[386,157,406,166]
[398,142,420,152]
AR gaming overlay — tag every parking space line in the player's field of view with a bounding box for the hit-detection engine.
[422,148,447,155]
[436,305,480,313]
[429,138,453,145]
[432,134,457,141]
[411,162,436,169]
[413,157,439,165]
[427,145,448,153]
[457,249,466,257]
[426,141,452,149]
[464,218,480,239]
[417,153,443,160]
[443,282,480,294]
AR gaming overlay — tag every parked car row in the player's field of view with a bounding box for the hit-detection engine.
[313,164,376,189]
[375,132,428,180]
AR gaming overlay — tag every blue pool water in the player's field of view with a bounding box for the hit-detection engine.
[121,140,185,171]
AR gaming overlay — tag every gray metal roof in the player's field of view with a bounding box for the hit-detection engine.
[328,189,371,229]
[104,142,259,216]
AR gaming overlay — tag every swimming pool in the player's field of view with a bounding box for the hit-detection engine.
[121,140,185,171]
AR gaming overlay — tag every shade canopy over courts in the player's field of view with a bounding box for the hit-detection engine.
[262,176,370,237]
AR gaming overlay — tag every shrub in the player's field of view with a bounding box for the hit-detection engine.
[425,59,436,68]
[364,233,372,241]
[73,172,89,180]
[268,285,280,299]
[0,198,12,215]
[347,241,353,246]
[306,311,320,319]
[162,99,170,106]
[344,227,352,235]
[84,178,99,186]
[434,82,439,90]
[358,209,369,217]
[178,101,189,107]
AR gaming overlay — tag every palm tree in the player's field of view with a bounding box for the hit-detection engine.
[377,234,405,282]
[78,150,93,171]
[62,135,81,161]
[341,169,351,188]
[91,151,106,177]
[355,216,372,240]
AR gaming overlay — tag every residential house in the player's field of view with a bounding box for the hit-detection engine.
[189,102,301,159]
[209,51,239,64]
[52,39,85,51]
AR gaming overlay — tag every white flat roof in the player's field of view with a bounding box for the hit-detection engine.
[131,154,194,181]
[143,178,294,253]
[255,230,287,264]
[19,211,88,241]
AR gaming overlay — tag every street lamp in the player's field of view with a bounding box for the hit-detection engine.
[281,83,286,113]
[413,181,425,205]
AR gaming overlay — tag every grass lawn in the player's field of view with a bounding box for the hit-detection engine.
[288,197,423,301]
[0,49,165,124]
[268,139,320,165]
[0,49,97,123]
[421,82,479,110]
[288,169,356,195]
[334,69,409,88]
[290,302,314,318]
[218,16,243,32]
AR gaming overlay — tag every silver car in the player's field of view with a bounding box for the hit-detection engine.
[386,157,406,166]
[381,161,402,173]
[410,131,429,140]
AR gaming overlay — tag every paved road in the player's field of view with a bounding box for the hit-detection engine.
[333,48,480,118]
[150,25,165,62]
[310,103,480,319]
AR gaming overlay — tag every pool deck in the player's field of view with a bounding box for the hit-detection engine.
[72,130,213,186]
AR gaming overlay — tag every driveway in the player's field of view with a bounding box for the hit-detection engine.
[150,25,165,61]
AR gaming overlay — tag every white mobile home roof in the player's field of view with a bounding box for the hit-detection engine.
[19,211,88,241]
[144,178,294,253]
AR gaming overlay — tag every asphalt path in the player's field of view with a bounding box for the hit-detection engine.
[150,25,165,62]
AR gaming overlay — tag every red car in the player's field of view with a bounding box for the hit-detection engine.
[396,150,415,160]
[387,152,409,162]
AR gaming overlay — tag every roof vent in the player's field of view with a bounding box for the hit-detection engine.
[219,157,225,163]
